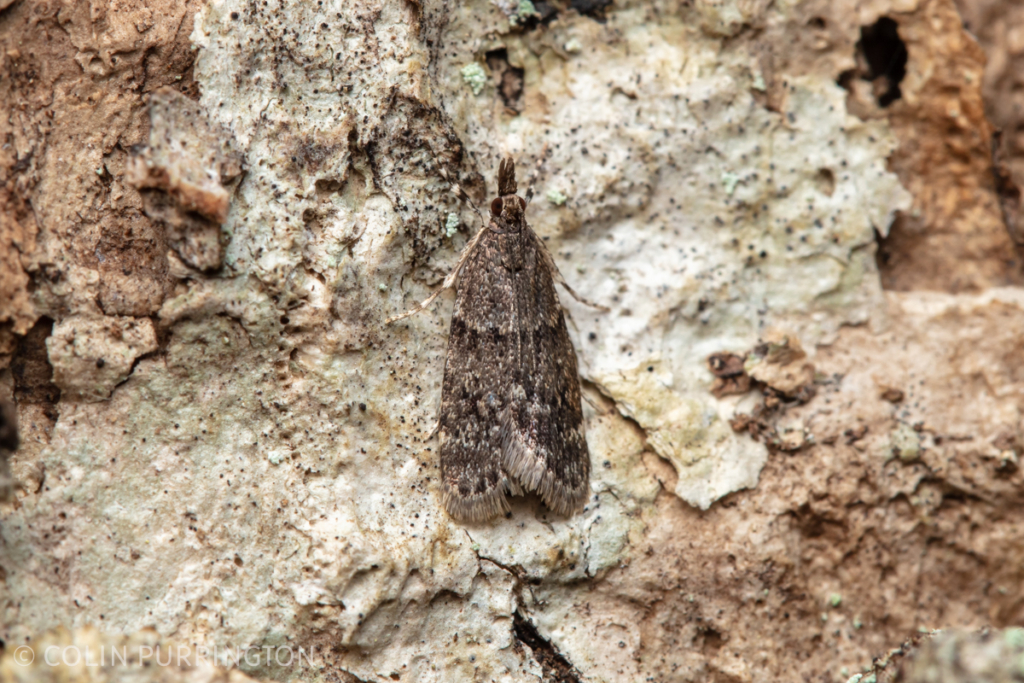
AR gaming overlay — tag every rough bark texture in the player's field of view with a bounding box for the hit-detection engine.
[1,0,1023,682]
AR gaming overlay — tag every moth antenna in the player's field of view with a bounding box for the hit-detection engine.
[434,159,486,229]
[386,156,496,325]
[449,182,486,229]
[385,218,491,324]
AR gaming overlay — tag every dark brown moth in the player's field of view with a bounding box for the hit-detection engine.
[389,157,591,521]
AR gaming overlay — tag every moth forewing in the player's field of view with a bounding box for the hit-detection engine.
[437,157,591,521]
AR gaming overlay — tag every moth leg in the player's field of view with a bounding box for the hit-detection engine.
[555,275,608,312]
[581,387,606,413]
[536,237,610,312]
[423,420,439,441]
[505,152,607,312]
[385,225,490,324]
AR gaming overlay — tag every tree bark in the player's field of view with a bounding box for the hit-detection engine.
[2,0,1023,681]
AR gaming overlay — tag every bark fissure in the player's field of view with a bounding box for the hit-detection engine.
[512,610,581,683]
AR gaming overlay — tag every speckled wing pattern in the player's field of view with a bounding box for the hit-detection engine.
[438,158,590,522]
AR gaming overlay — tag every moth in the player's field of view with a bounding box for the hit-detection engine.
[389,157,592,521]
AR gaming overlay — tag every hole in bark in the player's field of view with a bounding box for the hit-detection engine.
[856,17,907,107]
[514,0,560,29]
[571,0,613,20]
[314,178,343,195]
[814,168,835,196]
[992,130,1024,249]
[790,502,846,539]
[0,398,18,453]
[11,318,60,409]
[697,625,726,653]
[510,0,612,27]
[10,318,60,440]
[485,49,525,113]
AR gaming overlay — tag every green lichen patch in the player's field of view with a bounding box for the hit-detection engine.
[546,188,568,205]
[460,63,488,95]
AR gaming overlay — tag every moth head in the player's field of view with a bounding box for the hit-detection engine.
[489,156,527,222]
[490,194,527,220]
